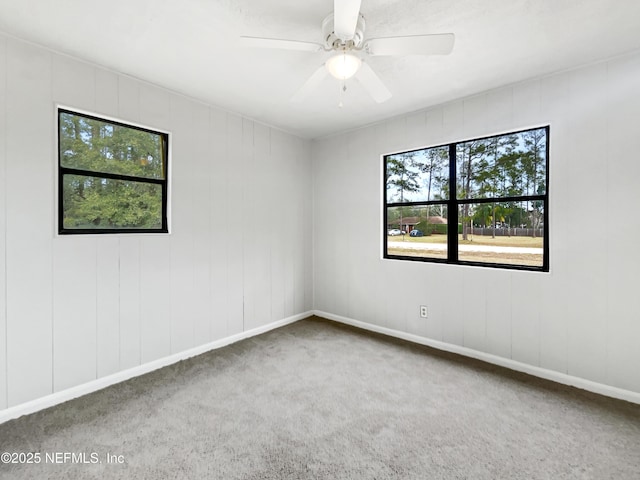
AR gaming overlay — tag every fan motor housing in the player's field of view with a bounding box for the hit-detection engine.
[322,13,366,50]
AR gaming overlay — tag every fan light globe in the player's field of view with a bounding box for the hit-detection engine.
[326,53,362,80]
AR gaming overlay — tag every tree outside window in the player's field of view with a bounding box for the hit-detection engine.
[58,109,169,234]
[384,126,548,271]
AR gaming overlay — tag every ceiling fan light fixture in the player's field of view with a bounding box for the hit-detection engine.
[325,53,362,80]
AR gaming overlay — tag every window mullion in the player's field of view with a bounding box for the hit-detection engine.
[448,143,458,263]
[60,167,165,185]
[58,108,168,234]
[382,126,548,271]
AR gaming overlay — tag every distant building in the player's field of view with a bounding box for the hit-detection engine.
[387,216,447,233]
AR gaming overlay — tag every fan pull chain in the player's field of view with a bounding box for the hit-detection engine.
[338,79,346,108]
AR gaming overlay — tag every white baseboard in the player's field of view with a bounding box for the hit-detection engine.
[0,311,312,425]
[314,310,640,405]
[4,309,637,424]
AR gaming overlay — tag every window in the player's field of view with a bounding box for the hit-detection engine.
[384,126,549,271]
[58,109,169,234]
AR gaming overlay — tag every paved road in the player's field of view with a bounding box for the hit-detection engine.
[388,241,543,255]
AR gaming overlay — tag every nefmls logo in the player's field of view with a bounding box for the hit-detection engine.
[46,452,100,464]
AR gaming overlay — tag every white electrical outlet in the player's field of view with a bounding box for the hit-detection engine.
[420,305,428,318]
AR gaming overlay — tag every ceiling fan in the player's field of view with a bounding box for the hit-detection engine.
[239,0,454,104]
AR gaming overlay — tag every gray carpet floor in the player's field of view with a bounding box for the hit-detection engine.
[1,316,639,479]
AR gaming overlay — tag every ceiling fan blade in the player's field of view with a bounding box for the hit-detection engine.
[334,0,362,41]
[291,65,329,102]
[354,62,391,103]
[239,36,322,52]
[365,33,455,56]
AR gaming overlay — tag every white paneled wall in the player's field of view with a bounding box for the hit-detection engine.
[6,38,54,408]
[0,34,312,413]
[96,237,120,378]
[312,51,640,396]
[0,35,6,410]
[605,55,640,393]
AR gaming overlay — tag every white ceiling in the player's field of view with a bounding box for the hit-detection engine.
[1,0,639,139]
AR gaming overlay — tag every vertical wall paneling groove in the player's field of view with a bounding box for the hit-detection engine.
[438,267,464,347]
[293,138,305,315]
[270,130,286,322]
[209,108,229,341]
[284,138,297,318]
[169,96,196,354]
[191,104,213,344]
[96,237,120,378]
[442,100,464,143]
[510,271,541,366]
[345,131,365,322]
[252,123,272,328]
[117,76,140,123]
[140,235,171,363]
[425,107,444,147]
[296,138,308,314]
[281,131,292,318]
[241,118,257,330]
[565,64,608,385]
[225,114,244,336]
[404,112,426,150]
[484,269,512,359]
[119,236,141,370]
[310,139,325,314]
[53,55,96,112]
[0,35,7,410]
[538,73,570,375]
[512,79,541,128]
[421,265,443,342]
[317,136,338,317]
[293,138,303,314]
[303,138,313,312]
[281,129,291,320]
[95,68,119,118]
[486,88,513,133]
[53,238,97,392]
[462,94,487,139]
[264,127,275,322]
[334,135,350,318]
[461,268,486,353]
[5,39,54,407]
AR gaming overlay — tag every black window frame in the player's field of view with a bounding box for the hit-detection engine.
[57,108,169,235]
[383,126,549,272]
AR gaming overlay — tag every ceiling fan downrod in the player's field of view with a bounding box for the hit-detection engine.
[322,13,366,52]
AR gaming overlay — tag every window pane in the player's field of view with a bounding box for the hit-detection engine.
[59,111,165,180]
[62,174,163,230]
[386,146,449,203]
[456,128,547,200]
[386,205,448,259]
[516,128,547,196]
[458,201,544,267]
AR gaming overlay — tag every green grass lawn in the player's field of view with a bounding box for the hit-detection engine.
[387,233,543,248]
[387,233,543,266]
